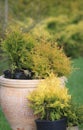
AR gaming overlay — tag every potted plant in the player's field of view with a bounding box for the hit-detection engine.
[0,28,72,130]
[28,74,72,130]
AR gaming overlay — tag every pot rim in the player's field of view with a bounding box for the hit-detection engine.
[35,117,67,123]
[0,75,41,88]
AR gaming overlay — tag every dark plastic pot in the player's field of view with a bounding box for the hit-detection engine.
[35,118,67,130]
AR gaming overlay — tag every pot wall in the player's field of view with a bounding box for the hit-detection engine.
[35,118,67,130]
[0,76,40,130]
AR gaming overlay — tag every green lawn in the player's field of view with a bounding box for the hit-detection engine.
[0,108,12,130]
[67,58,83,105]
[67,58,83,130]
[0,58,83,130]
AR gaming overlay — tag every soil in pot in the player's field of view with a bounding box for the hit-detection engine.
[3,69,35,79]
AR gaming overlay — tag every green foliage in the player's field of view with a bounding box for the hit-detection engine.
[31,42,72,78]
[2,29,35,71]
[0,58,8,75]
[0,0,83,58]
[46,18,83,58]
[6,0,83,21]
[46,16,69,32]
[28,74,83,125]
[66,102,83,127]
[28,74,71,121]
[30,23,53,43]
[31,15,83,58]
[57,21,83,58]
[2,28,72,78]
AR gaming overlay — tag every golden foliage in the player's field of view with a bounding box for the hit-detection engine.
[32,42,72,78]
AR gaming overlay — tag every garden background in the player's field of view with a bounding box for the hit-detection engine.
[0,0,83,129]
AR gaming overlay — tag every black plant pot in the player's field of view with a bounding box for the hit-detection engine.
[35,118,67,130]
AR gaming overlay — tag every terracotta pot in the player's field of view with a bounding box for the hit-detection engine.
[67,126,79,130]
[0,76,40,130]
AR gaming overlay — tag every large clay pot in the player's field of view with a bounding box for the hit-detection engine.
[0,76,40,130]
[67,126,79,130]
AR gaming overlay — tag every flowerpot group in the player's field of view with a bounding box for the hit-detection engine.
[0,29,82,130]
[0,75,79,130]
[0,75,67,130]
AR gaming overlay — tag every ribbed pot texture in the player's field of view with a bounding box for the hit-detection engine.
[0,76,40,130]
